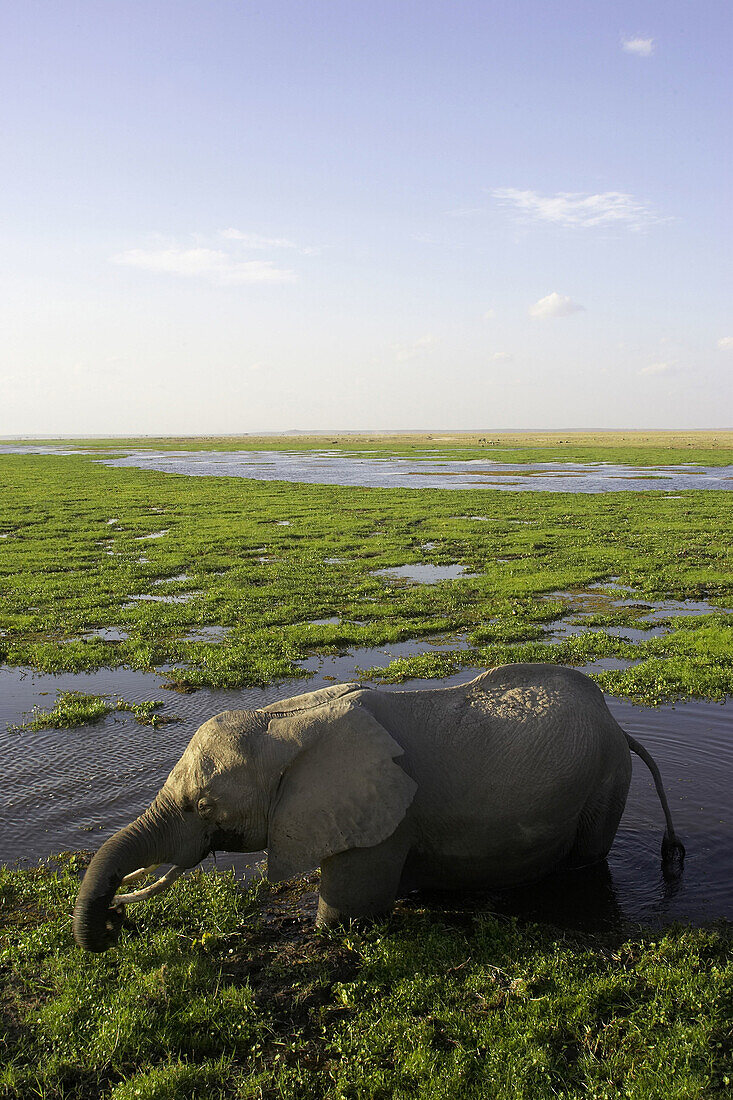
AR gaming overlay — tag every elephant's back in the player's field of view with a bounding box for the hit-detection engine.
[362,664,630,888]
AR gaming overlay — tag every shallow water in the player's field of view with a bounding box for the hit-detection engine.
[545,590,730,642]
[1,657,731,928]
[97,450,733,492]
[371,563,479,583]
[3,445,732,492]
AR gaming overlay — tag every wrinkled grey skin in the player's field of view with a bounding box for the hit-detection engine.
[73,664,684,951]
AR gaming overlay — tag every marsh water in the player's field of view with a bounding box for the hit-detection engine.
[99,450,733,492]
[2,445,733,492]
[2,652,732,931]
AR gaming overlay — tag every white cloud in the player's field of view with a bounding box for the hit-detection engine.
[222,229,320,255]
[483,308,496,320]
[392,335,435,362]
[491,188,664,231]
[529,292,584,319]
[716,336,733,351]
[220,229,298,249]
[111,247,295,285]
[622,37,654,57]
[639,361,673,375]
[491,352,514,363]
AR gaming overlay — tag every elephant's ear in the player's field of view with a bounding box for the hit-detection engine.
[266,701,417,882]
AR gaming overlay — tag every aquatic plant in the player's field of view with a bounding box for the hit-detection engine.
[8,692,177,732]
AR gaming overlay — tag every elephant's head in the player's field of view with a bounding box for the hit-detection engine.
[73,685,416,951]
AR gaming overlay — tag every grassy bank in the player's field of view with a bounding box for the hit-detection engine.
[1,449,732,705]
[1,856,730,1099]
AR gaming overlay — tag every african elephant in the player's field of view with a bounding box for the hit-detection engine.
[73,664,684,951]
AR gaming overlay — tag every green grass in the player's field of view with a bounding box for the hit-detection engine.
[8,691,178,732]
[1,448,732,706]
[0,857,730,1099]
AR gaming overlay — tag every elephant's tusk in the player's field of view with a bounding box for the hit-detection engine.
[119,863,160,886]
[113,866,184,905]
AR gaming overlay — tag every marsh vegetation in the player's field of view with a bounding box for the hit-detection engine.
[1,434,732,1097]
[0,444,731,702]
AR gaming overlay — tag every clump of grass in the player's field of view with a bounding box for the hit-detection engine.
[0,856,730,1099]
[9,692,178,732]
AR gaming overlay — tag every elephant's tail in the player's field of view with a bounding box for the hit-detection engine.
[625,732,685,880]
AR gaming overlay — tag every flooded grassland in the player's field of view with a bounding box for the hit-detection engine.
[1,449,732,697]
[1,445,732,1099]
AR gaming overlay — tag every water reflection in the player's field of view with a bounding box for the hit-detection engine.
[414,860,624,935]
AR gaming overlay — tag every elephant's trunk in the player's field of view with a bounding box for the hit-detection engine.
[73,798,183,952]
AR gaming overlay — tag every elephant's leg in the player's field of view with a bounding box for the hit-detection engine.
[316,820,412,926]
[565,767,631,870]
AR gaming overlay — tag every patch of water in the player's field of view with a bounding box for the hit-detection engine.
[153,573,191,586]
[575,657,643,672]
[372,563,479,584]
[183,626,231,642]
[307,617,341,626]
[134,530,169,540]
[643,598,731,620]
[540,587,732,691]
[545,587,731,644]
[298,633,472,680]
[549,620,667,642]
[82,628,130,642]
[124,592,201,606]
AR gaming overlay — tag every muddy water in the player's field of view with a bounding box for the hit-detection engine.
[1,658,732,929]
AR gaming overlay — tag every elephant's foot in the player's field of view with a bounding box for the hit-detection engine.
[315,894,392,927]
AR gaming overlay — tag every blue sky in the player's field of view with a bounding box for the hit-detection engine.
[2,1,731,433]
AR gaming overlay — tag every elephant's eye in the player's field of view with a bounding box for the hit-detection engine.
[197,796,216,820]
